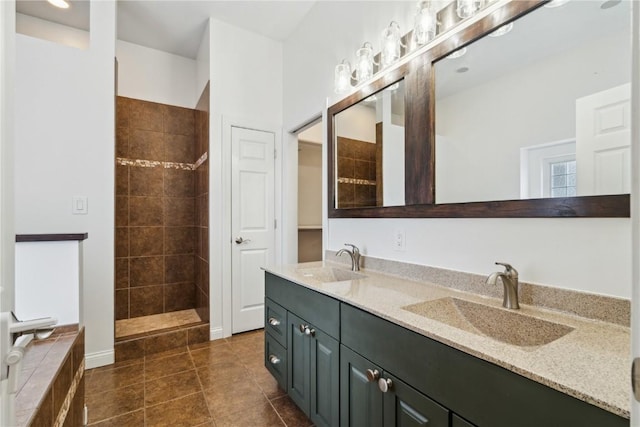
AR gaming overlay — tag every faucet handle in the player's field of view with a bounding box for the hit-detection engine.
[495,262,518,277]
[344,243,360,254]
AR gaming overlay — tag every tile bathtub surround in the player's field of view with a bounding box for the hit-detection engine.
[336,136,378,208]
[327,250,630,326]
[86,329,311,427]
[116,96,209,324]
[15,328,85,427]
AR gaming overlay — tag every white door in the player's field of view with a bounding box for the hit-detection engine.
[231,127,275,333]
[576,83,631,196]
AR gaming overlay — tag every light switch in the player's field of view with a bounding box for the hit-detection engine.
[72,196,88,215]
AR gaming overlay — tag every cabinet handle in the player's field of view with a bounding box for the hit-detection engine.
[304,327,315,337]
[378,378,393,393]
[268,317,280,326]
[366,369,380,382]
[299,324,307,333]
[269,354,281,365]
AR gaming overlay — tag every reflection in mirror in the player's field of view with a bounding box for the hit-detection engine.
[435,0,630,204]
[335,80,405,208]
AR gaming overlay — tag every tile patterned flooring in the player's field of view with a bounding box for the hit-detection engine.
[115,309,202,339]
[85,329,313,427]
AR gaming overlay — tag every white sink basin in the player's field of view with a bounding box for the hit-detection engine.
[296,267,366,283]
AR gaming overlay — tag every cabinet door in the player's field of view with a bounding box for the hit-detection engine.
[382,373,449,427]
[340,345,383,427]
[288,313,310,414]
[310,327,340,427]
[452,414,476,427]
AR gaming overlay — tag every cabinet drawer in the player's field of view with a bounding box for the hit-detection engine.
[265,298,287,346]
[265,332,287,391]
[266,272,340,339]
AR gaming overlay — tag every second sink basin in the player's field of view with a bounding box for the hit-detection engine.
[403,297,574,347]
[296,267,366,283]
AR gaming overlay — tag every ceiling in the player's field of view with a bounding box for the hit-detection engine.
[16,0,317,59]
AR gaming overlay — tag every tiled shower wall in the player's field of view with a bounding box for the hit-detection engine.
[194,83,210,323]
[115,97,205,321]
[336,136,378,208]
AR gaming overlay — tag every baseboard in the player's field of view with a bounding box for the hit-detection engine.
[85,349,114,369]
[209,325,224,340]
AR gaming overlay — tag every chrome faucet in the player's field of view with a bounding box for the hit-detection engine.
[486,262,520,309]
[336,243,361,271]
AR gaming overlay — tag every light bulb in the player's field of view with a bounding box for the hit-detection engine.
[380,21,402,68]
[414,1,437,47]
[47,0,70,9]
[334,61,352,94]
[355,43,374,83]
[456,0,484,19]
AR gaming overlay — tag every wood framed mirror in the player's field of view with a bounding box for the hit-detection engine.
[328,0,630,218]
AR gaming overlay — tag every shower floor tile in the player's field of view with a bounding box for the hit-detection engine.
[85,329,312,427]
[115,309,202,339]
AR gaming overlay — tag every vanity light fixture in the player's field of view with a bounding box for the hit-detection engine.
[488,22,514,37]
[544,0,570,8]
[456,0,485,19]
[334,59,353,94]
[413,1,437,48]
[380,21,404,69]
[355,42,376,84]
[47,0,70,9]
[446,47,467,59]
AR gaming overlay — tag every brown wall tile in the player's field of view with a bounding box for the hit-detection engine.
[187,325,209,345]
[115,165,129,196]
[129,129,164,161]
[164,169,194,197]
[165,282,196,312]
[129,227,163,256]
[114,340,145,363]
[165,227,195,255]
[115,258,129,289]
[72,329,85,375]
[144,329,187,355]
[116,127,129,158]
[130,286,164,317]
[129,167,163,197]
[129,256,163,287]
[164,197,195,226]
[115,289,129,320]
[130,99,163,132]
[116,97,130,129]
[338,157,355,178]
[199,193,208,227]
[354,160,370,180]
[129,196,163,226]
[53,354,72,418]
[30,388,53,427]
[163,105,195,136]
[165,134,195,163]
[201,227,209,260]
[115,228,129,258]
[115,196,128,227]
[165,255,194,284]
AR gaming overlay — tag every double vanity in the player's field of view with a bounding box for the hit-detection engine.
[263,261,629,427]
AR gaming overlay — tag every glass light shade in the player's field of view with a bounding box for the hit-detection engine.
[456,0,484,19]
[355,42,375,83]
[488,22,514,37]
[47,0,70,8]
[334,61,352,94]
[414,2,437,47]
[380,21,402,69]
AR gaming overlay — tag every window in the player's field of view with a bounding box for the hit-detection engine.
[550,160,576,197]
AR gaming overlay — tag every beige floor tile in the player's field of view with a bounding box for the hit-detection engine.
[271,395,313,427]
[189,344,235,367]
[196,362,248,389]
[254,369,287,400]
[203,379,267,419]
[213,400,284,427]
[145,369,201,406]
[86,363,144,395]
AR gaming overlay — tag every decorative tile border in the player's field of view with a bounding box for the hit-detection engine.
[116,152,208,171]
[337,177,376,186]
[327,250,630,326]
[53,359,84,427]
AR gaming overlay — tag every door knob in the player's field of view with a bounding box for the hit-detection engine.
[235,237,251,244]
[378,377,393,393]
[366,369,380,382]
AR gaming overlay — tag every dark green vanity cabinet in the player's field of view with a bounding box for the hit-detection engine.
[341,345,449,427]
[265,273,340,427]
[265,272,628,427]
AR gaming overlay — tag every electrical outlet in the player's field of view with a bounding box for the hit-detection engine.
[393,229,406,251]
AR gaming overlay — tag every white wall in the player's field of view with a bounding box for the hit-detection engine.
[116,40,197,109]
[335,104,376,143]
[196,21,210,101]
[436,30,630,204]
[16,13,89,50]
[207,17,283,337]
[283,2,632,299]
[298,143,322,227]
[14,0,116,367]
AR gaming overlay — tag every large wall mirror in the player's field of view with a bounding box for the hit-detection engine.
[328,0,630,218]
[435,0,630,204]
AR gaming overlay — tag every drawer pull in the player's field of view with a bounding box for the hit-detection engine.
[268,317,281,326]
[378,377,393,393]
[299,324,307,333]
[366,369,380,382]
[298,324,316,337]
[269,354,281,365]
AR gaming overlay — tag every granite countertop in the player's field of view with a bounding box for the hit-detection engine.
[263,261,631,419]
